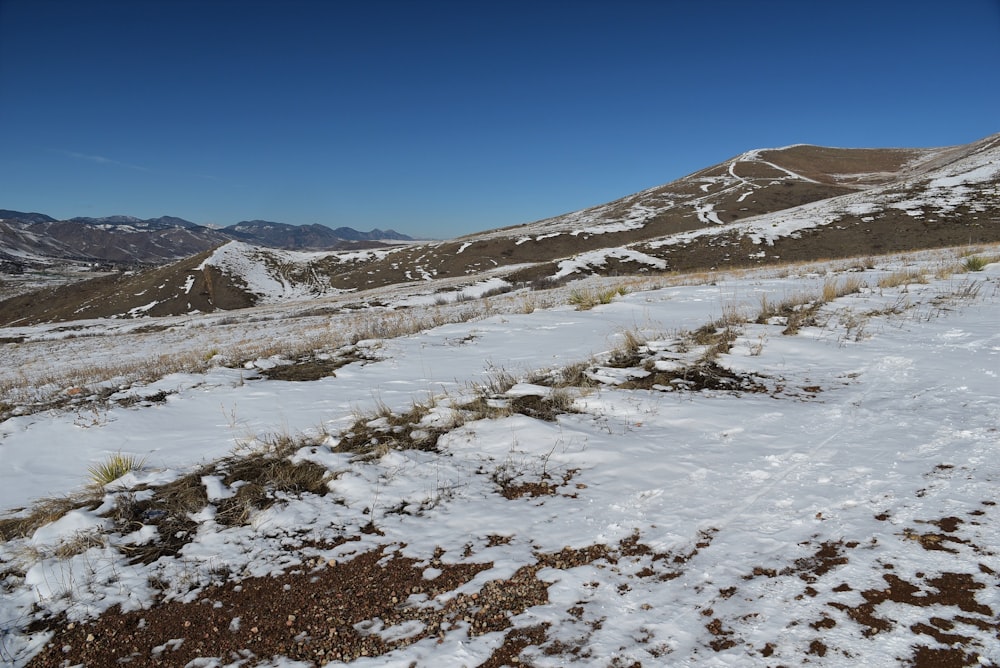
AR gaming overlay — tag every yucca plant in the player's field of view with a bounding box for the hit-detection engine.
[963,255,988,272]
[88,452,147,488]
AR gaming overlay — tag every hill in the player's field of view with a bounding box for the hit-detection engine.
[2,132,997,326]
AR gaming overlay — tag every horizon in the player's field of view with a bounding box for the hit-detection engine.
[1,0,999,240]
[0,210,412,236]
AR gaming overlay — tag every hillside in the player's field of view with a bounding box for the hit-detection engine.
[2,132,997,326]
[1,246,998,667]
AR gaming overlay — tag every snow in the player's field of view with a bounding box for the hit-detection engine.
[927,160,1000,189]
[196,241,398,303]
[695,201,724,225]
[554,248,667,277]
[28,509,108,547]
[1,250,999,666]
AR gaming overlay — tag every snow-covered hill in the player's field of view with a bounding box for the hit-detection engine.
[1,246,998,666]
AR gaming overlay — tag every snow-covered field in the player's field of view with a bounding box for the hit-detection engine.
[1,248,999,666]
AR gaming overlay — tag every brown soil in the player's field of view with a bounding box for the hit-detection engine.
[757,145,929,185]
[27,547,495,667]
[25,540,622,667]
[638,209,1000,275]
[17,487,999,667]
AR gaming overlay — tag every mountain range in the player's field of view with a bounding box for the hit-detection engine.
[1,132,997,326]
[0,213,413,266]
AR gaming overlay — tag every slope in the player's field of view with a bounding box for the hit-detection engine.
[1,133,997,325]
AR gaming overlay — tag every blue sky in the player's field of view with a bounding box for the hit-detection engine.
[1,0,998,239]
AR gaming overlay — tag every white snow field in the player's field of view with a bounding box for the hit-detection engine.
[1,248,999,666]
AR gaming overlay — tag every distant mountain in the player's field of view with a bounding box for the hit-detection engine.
[0,219,231,266]
[0,213,415,267]
[330,227,411,242]
[224,220,356,250]
[226,221,413,247]
[68,215,203,230]
[2,131,998,325]
[0,209,56,224]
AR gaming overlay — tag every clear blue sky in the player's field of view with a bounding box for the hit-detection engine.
[2,0,998,239]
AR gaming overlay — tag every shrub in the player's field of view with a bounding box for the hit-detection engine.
[962,255,989,272]
[88,452,146,488]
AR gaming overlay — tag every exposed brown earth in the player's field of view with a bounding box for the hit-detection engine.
[23,506,997,667]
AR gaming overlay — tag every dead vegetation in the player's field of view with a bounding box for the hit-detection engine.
[101,436,334,565]
[0,495,100,543]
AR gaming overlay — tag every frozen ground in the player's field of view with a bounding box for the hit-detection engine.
[1,248,998,666]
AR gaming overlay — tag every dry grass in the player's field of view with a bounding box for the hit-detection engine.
[685,304,746,357]
[878,268,928,289]
[334,400,452,460]
[755,291,816,325]
[754,277,863,337]
[606,328,647,368]
[935,262,965,280]
[5,248,966,422]
[568,285,629,310]
[821,275,865,301]
[0,495,100,541]
[532,360,599,389]
[214,455,331,526]
[480,365,519,396]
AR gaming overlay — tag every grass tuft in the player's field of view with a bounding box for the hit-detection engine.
[877,269,927,289]
[962,255,990,272]
[88,452,147,488]
[821,275,865,302]
[568,285,628,311]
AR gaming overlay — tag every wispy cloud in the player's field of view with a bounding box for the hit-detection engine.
[54,149,151,172]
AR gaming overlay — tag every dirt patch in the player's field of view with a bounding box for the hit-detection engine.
[26,548,493,667]
[637,206,1000,276]
[113,389,173,408]
[24,539,627,668]
[620,360,770,394]
[783,540,853,583]
[706,617,737,651]
[828,571,993,639]
[499,468,580,500]
[910,645,987,668]
[259,356,347,381]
